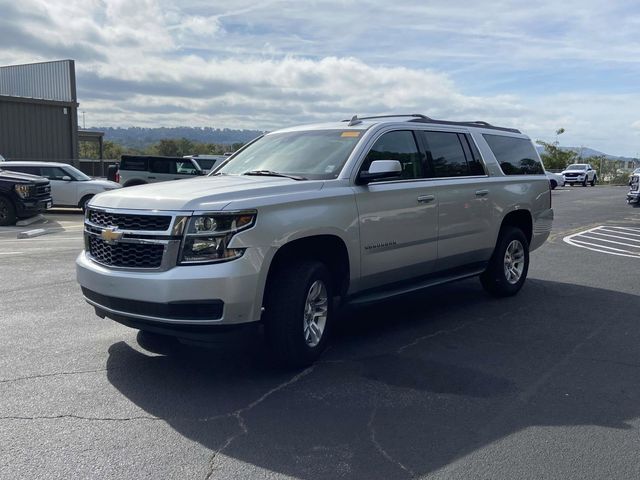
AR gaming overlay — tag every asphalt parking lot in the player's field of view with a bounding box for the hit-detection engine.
[1,186,639,480]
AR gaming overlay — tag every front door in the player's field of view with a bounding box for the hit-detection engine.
[39,165,77,206]
[354,130,438,291]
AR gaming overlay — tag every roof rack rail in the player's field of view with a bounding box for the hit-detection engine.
[409,117,521,133]
[341,114,521,133]
[341,114,433,122]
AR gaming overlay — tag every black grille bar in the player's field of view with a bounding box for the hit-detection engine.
[88,237,164,268]
[88,209,171,231]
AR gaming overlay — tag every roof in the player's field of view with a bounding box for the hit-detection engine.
[273,114,521,135]
[0,161,72,167]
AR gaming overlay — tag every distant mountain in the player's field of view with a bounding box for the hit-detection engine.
[91,127,266,149]
[535,145,638,164]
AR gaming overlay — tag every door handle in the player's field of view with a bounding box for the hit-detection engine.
[475,189,489,197]
[417,194,435,204]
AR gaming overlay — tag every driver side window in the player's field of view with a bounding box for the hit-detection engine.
[361,130,423,179]
[40,166,68,180]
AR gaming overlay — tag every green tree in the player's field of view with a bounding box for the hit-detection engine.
[535,128,577,170]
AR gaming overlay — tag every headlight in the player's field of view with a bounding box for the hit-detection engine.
[14,184,32,199]
[179,211,256,264]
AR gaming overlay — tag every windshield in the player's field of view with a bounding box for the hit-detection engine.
[218,130,363,180]
[566,164,587,170]
[63,165,92,181]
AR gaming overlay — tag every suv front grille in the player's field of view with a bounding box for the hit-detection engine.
[88,237,164,268]
[88,209,171,231]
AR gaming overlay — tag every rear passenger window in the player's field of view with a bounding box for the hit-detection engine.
[423,131,469,177]
[362,131,423,179]
[120,157,148,171]
[149,159,176,174]
[483,134,544,175]
[39,166,68,180]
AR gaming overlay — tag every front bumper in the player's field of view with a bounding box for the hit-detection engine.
[76,248,268,329]
[16,196,51,218]
[627,191,640,203]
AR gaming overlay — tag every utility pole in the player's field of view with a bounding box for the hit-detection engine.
[82,111,86,129]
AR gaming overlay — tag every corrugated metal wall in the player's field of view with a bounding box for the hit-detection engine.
[0,60,76,102]
[0,97,76,160]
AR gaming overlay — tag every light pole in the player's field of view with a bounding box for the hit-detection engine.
[82,111,86,129]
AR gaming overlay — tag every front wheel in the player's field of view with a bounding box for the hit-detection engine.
[590,176,596,186]
[264,261,333,368]
[0,196,16,226]
[480,226,530,297]
[78,194,94,212]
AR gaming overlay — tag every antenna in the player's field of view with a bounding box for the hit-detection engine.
[347,115,362,127]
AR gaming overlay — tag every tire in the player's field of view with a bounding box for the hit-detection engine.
[582,177,588,187]
[480,226,529,297]
[0,195,16,226]
[78,194,93,212]
[550,179,557,190]
[590,176,596,186]
[264,260,334,368]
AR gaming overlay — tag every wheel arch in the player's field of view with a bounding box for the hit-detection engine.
[500,209,533,246]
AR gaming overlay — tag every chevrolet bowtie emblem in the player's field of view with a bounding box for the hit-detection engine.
[101,227,123,244]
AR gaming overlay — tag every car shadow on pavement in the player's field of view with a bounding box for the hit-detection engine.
[106,278,640,479]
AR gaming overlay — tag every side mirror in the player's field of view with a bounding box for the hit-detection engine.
[61,176,72,181]
[358,160,402,184]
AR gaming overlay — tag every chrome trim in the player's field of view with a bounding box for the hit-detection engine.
[83,296,224,325]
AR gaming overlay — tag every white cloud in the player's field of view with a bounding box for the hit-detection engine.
[1,0,640,156]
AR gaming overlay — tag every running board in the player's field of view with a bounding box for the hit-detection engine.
[347,265,486,305]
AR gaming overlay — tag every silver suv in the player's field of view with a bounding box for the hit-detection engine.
[76,114,553,366]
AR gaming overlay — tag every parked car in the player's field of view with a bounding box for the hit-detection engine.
[0,161,121,210]
[116,155,204,187]
[561,163,597,186]
[0,170,52,226]
[545,171,564,189]
[627,172,640,204]
[76,114,553,367]
[185,155,228,174]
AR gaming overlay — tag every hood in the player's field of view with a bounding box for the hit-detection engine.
[90,174,325,211]
[562,168,586,173]
[0,169,48,185]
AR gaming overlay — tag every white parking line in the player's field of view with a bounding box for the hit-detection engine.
[564,225,640,259]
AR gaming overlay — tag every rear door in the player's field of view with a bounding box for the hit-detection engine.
[353,129,439,290]
[418,130,493,271]
[147,158,176,183]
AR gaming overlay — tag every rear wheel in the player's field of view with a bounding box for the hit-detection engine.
[0,196,16,226]
[264,260,333,368]
[480,226,529,297]
[550,179,557,190]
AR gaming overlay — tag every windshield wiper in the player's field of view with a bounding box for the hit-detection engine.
[242,170,307,181]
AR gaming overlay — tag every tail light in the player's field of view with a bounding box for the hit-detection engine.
[115,171,120,183]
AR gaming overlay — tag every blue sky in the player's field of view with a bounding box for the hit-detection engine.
[1,0,639,156]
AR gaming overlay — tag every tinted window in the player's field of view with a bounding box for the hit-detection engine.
[483,134,544,175]
[463,135,486,176]
[40,166,69,180]
[120,157,148,171]
[362,131,423,179]
[423,131,469,178]
[2,166,39,176]
[149,159,176,174]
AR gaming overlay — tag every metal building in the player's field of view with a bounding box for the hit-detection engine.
[0,60,79,161]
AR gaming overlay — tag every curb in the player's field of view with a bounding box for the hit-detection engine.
[16,214,47,227]
[17,227,63,239]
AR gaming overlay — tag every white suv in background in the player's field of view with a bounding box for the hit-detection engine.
[77,114,553,367]
[0,161,121,210]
